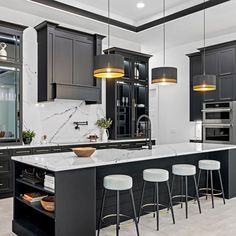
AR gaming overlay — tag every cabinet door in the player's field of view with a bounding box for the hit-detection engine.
[116,81,132,138]
[204,52,218,102]
[219,75,235,100]
[219,48,235,76]
[189,55,203,121]
[53,33,73,84]
[73,39,94,86]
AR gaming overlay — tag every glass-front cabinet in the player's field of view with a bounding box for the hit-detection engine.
[105,48,152,140]
[0,22,25,144]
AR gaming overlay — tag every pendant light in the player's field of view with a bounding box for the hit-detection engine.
[152,0,177,85]
[193,0,216,92]
[93,0,124,79]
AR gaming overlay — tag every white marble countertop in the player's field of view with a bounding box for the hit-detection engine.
[0,138,153,150]
[11,143,236,172]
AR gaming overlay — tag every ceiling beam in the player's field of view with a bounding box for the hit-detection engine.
[29,0,230,33]
[137,0,230,32]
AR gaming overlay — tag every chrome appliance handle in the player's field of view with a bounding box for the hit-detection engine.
[201,108,231,113]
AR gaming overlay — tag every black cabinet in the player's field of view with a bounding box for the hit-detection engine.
[219,48,235,76]
[0,21,26,145]
[188,41,236,121]
[189,54,203,121]
[35,21,105,103]
[104,47,152,139]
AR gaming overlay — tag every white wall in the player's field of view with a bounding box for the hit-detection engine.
[144,31,236,144]
[0,6,141,144]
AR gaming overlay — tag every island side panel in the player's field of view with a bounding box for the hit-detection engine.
[228,149,236,198]
[208,150,236,199]
[55,167,96,236]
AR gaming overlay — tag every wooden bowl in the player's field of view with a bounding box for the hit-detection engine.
[72,147,96,157]
[41,196,55,212]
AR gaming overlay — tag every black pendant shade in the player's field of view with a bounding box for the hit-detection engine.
[152,67,177,85]
[193,74,216,92]
[94,54,124,78]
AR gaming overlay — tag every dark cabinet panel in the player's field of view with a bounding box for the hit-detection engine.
[219,48,235,76]
[219,75,235,100]
[74,39,94,86]
[204,52,218,102]
[54,34,73,84]
[35,21,104,103]
[189,54,203,121]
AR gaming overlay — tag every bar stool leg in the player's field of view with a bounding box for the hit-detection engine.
[167,181,175,224]
[197,169,202,189]
[210,170,214,208]
[138,181,146,223]
[97,189,107,236]
[155,183,159,231]
[153,184,156,218]
[129,189,140,236]
[206,170,209,200]
[218,170,226,205]
[185,176,188,219]
[193,175,201,214]
[181,176,184,208]
[116,191,120,236]
[168,174,175,211]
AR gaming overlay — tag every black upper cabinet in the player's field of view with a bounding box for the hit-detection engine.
[219,48,235,76]
[189,54,203,121]
[35,21,105,103]
[188,40,236,121]
[203,51,218,102]
[104,47,152,140]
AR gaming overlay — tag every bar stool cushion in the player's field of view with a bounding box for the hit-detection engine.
[143,169,169,182]
[199,160,220,170]
[104,174,133,191]
[172,164,196,176]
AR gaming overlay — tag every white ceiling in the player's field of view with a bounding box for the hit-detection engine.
[0,0,235,55]
[58,0,201,25]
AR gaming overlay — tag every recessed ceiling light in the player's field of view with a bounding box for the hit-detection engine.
[136,2,145,9]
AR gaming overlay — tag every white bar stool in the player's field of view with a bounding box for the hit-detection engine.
[138,169,175,231]
[97,174,139,236]
[198,160,225,208]
[171,164,201,219]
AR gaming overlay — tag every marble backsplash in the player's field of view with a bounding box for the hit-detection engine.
[22,27,106,145]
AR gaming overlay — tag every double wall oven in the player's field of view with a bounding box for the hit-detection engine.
[202,102,236,144]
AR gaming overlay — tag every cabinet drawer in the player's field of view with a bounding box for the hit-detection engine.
[0,175,12,192]
[0,158,11,173]
[12,149,32,156]
[32,147,51,154]
[0,149,9,156]
[51,147,63,153]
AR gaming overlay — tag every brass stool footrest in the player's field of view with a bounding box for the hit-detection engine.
[102,214,134,228]
[199,188,223,196]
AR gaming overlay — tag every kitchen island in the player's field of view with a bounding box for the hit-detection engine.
[11,143,236,236]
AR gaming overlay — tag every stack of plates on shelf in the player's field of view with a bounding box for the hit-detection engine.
[44,174,55,191]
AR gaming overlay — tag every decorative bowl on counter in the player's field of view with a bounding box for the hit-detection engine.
[72,147,96,158]
[41,196,55,212]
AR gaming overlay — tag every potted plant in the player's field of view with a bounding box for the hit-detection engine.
[96,118,112,142]
[22,130,36,145]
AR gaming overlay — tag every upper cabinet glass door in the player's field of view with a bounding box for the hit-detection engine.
[134,60,148,81]
[0,66,20,143]
[0,33,21,63]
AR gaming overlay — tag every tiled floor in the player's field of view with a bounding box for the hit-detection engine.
[1,197,236,236]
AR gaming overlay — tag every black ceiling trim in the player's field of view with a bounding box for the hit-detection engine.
[29,0,230,33]
[137,0,230,32]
